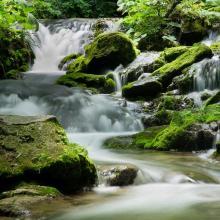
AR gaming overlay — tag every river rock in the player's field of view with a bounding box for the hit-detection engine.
[0,185,60,218]
[98,164,138,186]
[0,115,97,194]
[122,77,162,100]
[67,32,137,74]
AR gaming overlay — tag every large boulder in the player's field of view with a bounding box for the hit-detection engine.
[57,72,115,93]
[153,44,213,88]
[0,115,97,194]
[122,77,162,100]
[67,32,137,74]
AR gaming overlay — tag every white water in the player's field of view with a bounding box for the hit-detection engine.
[30,21,94,72]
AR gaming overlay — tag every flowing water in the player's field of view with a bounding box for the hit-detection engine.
[1,20,220,220]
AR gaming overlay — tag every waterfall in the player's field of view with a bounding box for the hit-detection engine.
[29,20,94,72]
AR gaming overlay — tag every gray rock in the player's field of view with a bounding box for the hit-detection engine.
[98,164,138,186]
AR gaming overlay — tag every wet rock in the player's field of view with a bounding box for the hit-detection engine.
[0,185,61,218]
[0,115,97,194]
[98,164,138,186]
[122,77,162,100]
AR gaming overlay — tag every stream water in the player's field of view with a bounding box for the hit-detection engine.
[1,20,220,220]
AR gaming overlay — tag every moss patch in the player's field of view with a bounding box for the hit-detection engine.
[104,126,167,150]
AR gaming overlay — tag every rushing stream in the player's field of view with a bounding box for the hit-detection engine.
[1,20,220,220]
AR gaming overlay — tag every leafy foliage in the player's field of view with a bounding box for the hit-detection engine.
[118,0,220,47]
[0,0,35,79]
[31,0,119,19]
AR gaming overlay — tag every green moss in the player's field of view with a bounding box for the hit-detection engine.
[67,32,137,74]
[59,53,80,70]
[0,115,97,194]
[153,44,213,88]
[104,126,167,150]
[57,72,115,93]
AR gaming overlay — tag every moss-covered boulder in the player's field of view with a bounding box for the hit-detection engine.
[122,77,162,100]
[57,72,115,93]
[153,44,213,88]
[58,53,80,70]
[0,115,97,194]
[0,185,61,218]
[151,105,220,151]
[67,32,137,74]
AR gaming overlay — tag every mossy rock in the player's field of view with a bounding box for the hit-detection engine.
[58,53,80,70]
[153,44,213,88]
[104,126,167,150]
[57,72,115,94]
[67,32,137,74]
[210,42,220,54]
[142,110,174,128]
[0,184,61,218]
[122,77,162,101]
[206,91,220,106]
[151,104,220,151]
[0,115,97,194]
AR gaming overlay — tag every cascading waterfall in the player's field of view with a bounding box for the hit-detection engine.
[30,20,94,72]
[2,19,220,220]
